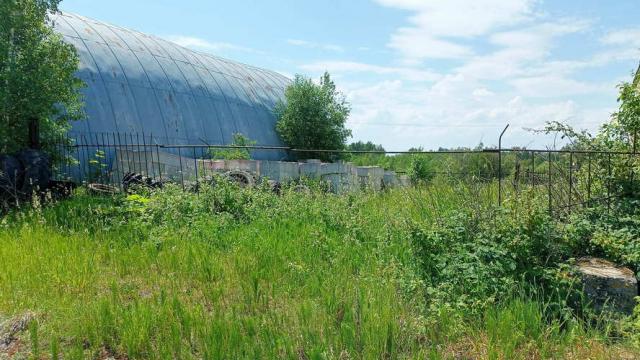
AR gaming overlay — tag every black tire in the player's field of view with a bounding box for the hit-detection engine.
[122,172,164,193]
[17,149,51,195]
[223,170,255,188]
[0,155,24,202]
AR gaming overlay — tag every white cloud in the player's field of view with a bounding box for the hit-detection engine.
[339,76,609,149]
[164,35,259,54]
[288,2,632,149]
[300,61,440,82]
[457,20,589,81]
[509,76,609,98]
[375,0,536,62]
[601,28,640,47]
[286,39,344,52]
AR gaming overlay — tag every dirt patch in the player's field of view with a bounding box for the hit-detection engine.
[0,311,35,356]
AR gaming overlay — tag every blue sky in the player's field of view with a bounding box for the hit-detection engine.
[60,0,640,150]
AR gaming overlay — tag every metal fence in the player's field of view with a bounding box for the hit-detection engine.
[52,130,639,217]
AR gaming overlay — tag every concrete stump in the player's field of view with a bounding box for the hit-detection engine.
[576,257,638,314]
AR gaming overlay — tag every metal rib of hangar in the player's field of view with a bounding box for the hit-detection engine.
[52,11,290,160]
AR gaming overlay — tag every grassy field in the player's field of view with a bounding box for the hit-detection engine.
[0,180,638,359]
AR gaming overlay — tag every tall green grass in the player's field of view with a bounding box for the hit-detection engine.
[0,181,636,359]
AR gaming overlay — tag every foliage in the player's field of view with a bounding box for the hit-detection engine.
[408,155,434,184]
[0,181,637,357]
[275,72,352,161]
[0,0,84,155]
[408,193,575,316]
[88,149,107,183]
[210,133,256,160]
[537,76,640,197]
[565,198,640,272]
[347,141,385,152]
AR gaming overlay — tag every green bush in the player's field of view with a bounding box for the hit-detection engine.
[408,155,434,184]
[210,133,255,160]
[408,194,574,316]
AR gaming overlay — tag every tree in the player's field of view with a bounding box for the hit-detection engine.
[210,133,256,160]
[347,141,385,152]
[275,72,352,161]
[0,0,84,155]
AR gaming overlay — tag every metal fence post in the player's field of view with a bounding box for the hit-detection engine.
[112,132,122,190]
[177,146,185,191]
[140,132,150,177]
[155,140,163,183]
[587,152,592,206]
[193,147,199,194]
[568,152,573,212]
[607,153,612,213]
[498,124,509,206]
[548,152,552,216]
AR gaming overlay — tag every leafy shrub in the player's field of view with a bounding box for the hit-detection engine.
[408,156,434,184]
[210,133,255,160]
[565,198,640,272]
[407,194,574,316]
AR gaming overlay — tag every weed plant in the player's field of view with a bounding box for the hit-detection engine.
[0,179,637,358]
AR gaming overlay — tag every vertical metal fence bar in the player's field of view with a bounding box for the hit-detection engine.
[66,135,71,180]
[587,152,592,206]
[95,133,101,182]
[82,134,90,183]
[135,132,145,177]
[129,133,137,175]
[155,141,163,183]
[100,133,108,184]
[142,132,150,178]
[74,135,82,184]
[569,152,573,212]
[116,133,126,177]
[548,152,552,216]
[150,133,159,179]
[177,146,185,191]
[193,147,199,194]
[607,153,612,213]
[112,132,122,191]
[530,151,535,186]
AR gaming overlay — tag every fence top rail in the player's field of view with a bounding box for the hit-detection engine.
[65,142,640,156]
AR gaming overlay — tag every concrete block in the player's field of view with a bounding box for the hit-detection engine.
[300,162,322,178]
[577,257,638,314]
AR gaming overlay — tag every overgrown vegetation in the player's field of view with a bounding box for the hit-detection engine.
[0,179,638,358]
[209,133,255,160]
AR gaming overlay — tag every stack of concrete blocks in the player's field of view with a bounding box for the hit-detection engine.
[357,166,385,191]
[319,162,360,194]
[111,150,407,193]
[260,161,300,183]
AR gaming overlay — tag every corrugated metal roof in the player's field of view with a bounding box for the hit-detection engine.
[51,11,290,160]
